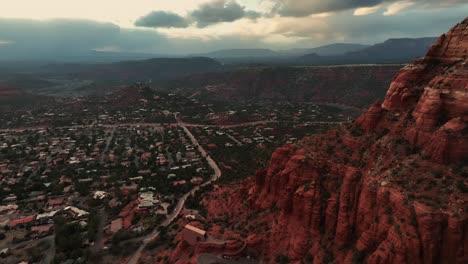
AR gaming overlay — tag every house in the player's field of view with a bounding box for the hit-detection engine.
[9,215,36,228]
[110,218,123,233]
[190,177,203,185]
[184,214,196,220]
[140,153,152,160]
[137,191,161,210]
[0,248,10,257]
[31,224,53,238]
[0,204,18,214]
[173,180,186,186]
[47,197,64,209]
[129,176,143,181]
[2,194,17,203]
[183,224,207,245]
[93,191,107,200]
[62,206,89,219]
[36,210,58,224]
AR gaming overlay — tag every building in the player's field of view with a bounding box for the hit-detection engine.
[173,180,186,186]
[62,206,89,219]
[190,177,203,185]
[137,191,161,210]
[31,224,53,238]
[183,224,207,245]
[46,197,65,209]
[93,191,107,200]
[9,215,36,228]
[36,210,58,224]
[110,218,123,233]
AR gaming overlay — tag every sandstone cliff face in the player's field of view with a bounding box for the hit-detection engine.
[197,18,468,264]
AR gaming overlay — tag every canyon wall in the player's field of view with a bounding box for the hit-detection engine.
[201,18,468,264]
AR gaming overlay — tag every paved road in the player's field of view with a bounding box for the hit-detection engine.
[225,132,243,146]
[181,120,276,128]
[198,254,258,264]
[100,126,116,163]
[126,115,222,264]
[90,207,107,253]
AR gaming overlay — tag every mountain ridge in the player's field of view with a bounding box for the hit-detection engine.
[164,18,468,264]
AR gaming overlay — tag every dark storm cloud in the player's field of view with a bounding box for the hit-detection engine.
[135,11,189,28]
[0,18,273,60]
[0,19,119,51]
[190,0,261,27]
[0,5,466,62]
[0,18,170,60]
[271,0,468,17]
[272,0,385,17]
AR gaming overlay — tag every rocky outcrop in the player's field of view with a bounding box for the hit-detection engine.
[196,18,468,264]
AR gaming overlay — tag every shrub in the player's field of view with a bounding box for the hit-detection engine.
[432,171,443,179]
[275,254,289,264]
[352,249,365,263]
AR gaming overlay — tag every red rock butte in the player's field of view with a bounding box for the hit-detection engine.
[196,18,468,264]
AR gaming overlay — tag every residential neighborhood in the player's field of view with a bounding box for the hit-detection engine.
[0,84,356,263]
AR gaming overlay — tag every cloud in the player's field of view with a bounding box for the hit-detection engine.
[270,0,468,17]
[135,11,189,28]
[190,0,261,27]
[354,4,385,16]
[0,4,466,61]
[0,18,172,60]
[271,0,385,17]
[383,1,415,16]
[0,40,14,45]
[271,7,468,44]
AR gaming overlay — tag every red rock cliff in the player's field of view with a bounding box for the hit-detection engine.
[199,18,468,264]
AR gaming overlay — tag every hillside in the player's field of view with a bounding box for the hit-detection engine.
[165,18,468,264]
[45,57,225,84]
[0,82,50,112]
[165,65,401,108]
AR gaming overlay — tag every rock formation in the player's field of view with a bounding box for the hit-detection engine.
[197,18,468,264]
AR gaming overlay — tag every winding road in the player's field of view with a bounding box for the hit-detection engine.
[126,115,222,264]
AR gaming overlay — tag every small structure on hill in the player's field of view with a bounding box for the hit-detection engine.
[183,224,207,245]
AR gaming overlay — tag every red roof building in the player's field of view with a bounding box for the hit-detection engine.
[110,218,123,233]
[9,215,36,228]
[47,197,65,207]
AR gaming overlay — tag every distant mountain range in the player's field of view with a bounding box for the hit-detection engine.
[298,37,437,64]
[281,43,370,56]
[194,49,279,58]
[199,37,437,64]
[0,36,439,97]
[0,37,437,66]
[193,43,369,59]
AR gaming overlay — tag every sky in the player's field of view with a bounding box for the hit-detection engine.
[0,0,467,59]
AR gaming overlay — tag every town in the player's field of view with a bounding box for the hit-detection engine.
[0,84,357,263]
